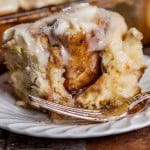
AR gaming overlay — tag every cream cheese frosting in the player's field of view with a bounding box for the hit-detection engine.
[3,24,49,67]
[3,3,139,68]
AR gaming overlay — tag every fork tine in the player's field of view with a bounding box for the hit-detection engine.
[28,95,107,122]
[29,97,127,122]
[28,95,102,114]
[29,95,103,117]
[128,92,150,110]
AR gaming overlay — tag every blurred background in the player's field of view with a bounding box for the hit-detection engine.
[90,0,150,45]
[0,0,150,72]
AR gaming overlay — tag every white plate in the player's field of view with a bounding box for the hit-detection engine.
[0,56,150,139]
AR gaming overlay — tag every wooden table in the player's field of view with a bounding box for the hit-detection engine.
[0,48,150,150]
[0,127,150,150]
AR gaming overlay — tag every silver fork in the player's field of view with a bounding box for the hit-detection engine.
[28,92,150,122]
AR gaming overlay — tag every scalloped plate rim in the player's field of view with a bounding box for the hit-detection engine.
[0,123,149,139]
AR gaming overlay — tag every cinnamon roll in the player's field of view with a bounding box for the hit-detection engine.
[2,3,145,116]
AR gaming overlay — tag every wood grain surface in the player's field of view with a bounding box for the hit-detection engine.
[87,127,150,150]
[0,127,149,150]
[0,129,86,150]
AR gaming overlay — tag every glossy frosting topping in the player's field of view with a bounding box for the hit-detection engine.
[3,24,50,67]
[3,3,142,68]
[52,3,110,51]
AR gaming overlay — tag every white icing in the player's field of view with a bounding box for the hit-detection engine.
[104,12,129,71]
[30,13,70,65]
[128,27,143,40]
[61,45,69,65]
[3,24,49,67]
[3,3,135,69]
[52,4,110,51]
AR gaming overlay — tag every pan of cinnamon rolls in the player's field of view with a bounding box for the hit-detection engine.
[0,0,75,15]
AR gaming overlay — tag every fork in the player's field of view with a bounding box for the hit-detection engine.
[28,92,150,122]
